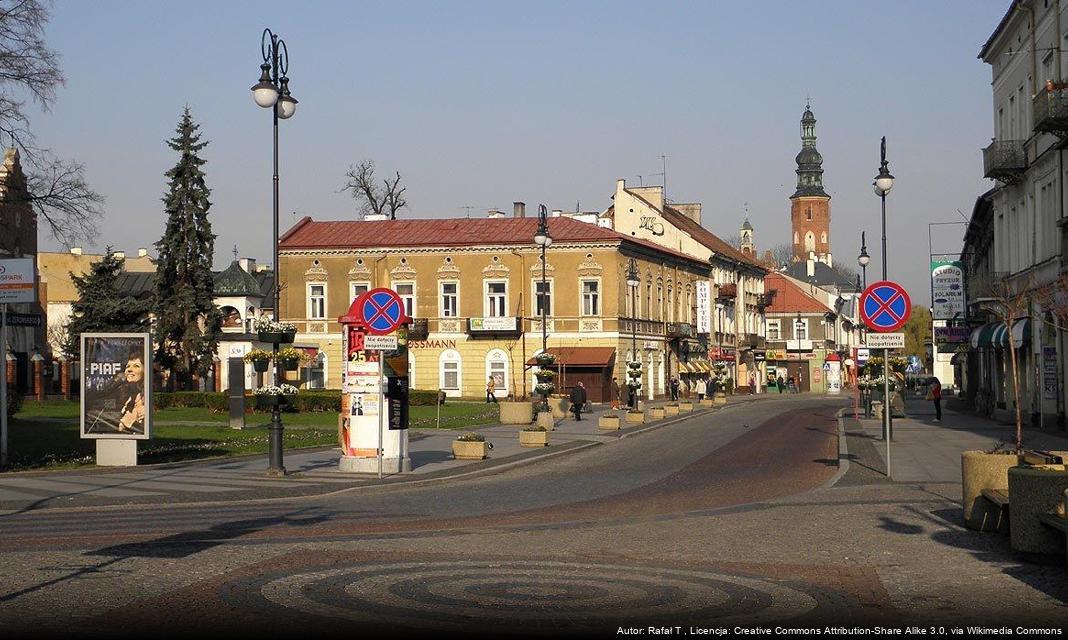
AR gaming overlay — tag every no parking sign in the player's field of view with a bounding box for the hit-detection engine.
[860,281,911,333]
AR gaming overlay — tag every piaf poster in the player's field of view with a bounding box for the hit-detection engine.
[80,333,152,439]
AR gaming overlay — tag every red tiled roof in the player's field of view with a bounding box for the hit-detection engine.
[764,273,833,314]
[660,206,767,271]
[279,215,708,268]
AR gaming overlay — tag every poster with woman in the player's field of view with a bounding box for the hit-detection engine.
[80,333,152,439]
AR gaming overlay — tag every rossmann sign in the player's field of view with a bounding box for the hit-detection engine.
[0,258,34,304]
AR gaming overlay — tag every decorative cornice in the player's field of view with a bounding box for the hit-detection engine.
[576,253,603,276]
[436,256,461,278]
[304,261,328,281]
[531,256,556,277]
[482,255,511,278]
[390,257,417,280]
[348,259,372,280]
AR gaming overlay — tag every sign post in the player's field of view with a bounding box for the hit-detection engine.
[860,280,912,478]
[0,258,36,468]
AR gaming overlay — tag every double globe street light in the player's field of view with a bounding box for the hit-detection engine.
[251,28,298,476]
[626,258,641,410]
[872,137,895,454]
[533,205,552,413]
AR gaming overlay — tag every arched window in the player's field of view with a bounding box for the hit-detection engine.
[439,349,462,397]
[220,306,242,329]
[820,231,827,244]
[804,231,816,253]
[486,349,509,398]
[793,232,799,245]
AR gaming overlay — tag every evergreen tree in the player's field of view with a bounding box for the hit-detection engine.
[62,250,151,359]
[153,108,221,390]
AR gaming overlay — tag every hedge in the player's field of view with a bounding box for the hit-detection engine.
[154,388,442,413]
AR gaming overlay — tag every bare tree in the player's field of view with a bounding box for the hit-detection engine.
[767,243,794,269]
[0,0,103,247]
[976,273,1032,453]
[341,159,408,220]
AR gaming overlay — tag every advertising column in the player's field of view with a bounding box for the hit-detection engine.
[80,333,152,466]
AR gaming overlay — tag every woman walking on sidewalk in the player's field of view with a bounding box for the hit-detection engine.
[927,377,942,422]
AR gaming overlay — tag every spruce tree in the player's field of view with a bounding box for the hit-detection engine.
[62,250,151,359]
[153,107,222,390]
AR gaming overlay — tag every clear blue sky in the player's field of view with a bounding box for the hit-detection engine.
[35,0,1007,302]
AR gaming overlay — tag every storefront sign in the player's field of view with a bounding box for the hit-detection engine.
[1044,346,1058,400]
[469,316,517,332]
[934,326,971,345]
[4,312,42,327]
[696,281,711,334]
[0,258,34,304]
[409,339,458,350]
[80,333,152,439]
[931,261,966,321]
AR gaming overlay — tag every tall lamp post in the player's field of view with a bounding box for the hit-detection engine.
[873,137,895,467]
[533,205,552,411]
[858,234,872,416]
[251,28,298,476]
[626,258,640,410]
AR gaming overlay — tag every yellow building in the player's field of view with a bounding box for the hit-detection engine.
[277,211,710,401]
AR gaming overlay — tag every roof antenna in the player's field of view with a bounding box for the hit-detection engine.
[232,244,239,262]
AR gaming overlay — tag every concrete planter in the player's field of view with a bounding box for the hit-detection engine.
[699,399,714,408]
[548,396,570,419]
[519,430,550,448]
[713,394,727,406]
[452,440,488,460]
[961,450,1020,531]
[649,407,666,420]
[499,401,533,425]
[679,402,694,413]
[535,411,555,430]
[1008,465,1068,554]
[625,411,645,424]
[598,414,621,430]
[664,404,680,416]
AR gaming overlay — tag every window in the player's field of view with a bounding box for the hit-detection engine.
[657,286,663,320]
[486,281,507,317]
[486,349,508,397]
[308,283,326,319]
[439,349,462,395]
[350,282,370,304]
[794,318,808,340]
[393,282,415,318]
[582,279,600,316]
[767,319,781,341]
[309,352,326,389]
[534,280,552,317]
[806,207,812,221]
[440,281,458,317]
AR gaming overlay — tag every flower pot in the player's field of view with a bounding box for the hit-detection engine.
[699,398,714,407]
[519,430,550,447]
[598,414,621,430]
[499,401,533,425]
[548,396,569,419]
[452,440,488,460]
[679,402,694,413]
[961,450,1020,531]
[255,394,289,409]
[280,358,299,371]
[258,330,296,344]
[649,407,665,420]
[252,360,270,373]
[625,411,645,424]
[664,404,680,417]
[1008,465,1068,554]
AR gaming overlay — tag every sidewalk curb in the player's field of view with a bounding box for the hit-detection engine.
[821,408,850,489]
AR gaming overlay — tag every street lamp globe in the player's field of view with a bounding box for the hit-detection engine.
[276,78,298,119]
[251,63,279,108]
[874,170,894,195]
[858,248,870,268]
[534,230,551,247]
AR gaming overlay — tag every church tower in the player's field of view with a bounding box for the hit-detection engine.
[739,216,754,256]
[790,104,832,265]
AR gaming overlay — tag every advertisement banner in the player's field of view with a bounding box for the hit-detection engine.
[470,316,517,332]
[0,257,34,304]
[80,333,152,439]
[934,326,971,345]
[696,281,711,334]
[931,261,966,320]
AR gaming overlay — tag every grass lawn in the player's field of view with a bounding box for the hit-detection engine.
[6,398,503,470]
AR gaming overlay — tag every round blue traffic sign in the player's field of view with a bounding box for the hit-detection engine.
[357,288,407,335]
[860,280,911,333]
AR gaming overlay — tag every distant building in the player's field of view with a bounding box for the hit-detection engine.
[790,104,832,266]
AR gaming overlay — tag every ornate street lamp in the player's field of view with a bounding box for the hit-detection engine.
[626,258,641,410]
[533,205,553,412]
[251,28,298,476]
[873,137,895,457]
[857,232,870,291]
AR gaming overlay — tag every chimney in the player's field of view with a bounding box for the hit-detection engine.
[239,258,257,273]
[363,213,388,221]
[513,202,525,218]
[70,247,82,256]
[137,247,148,258]
[487,209,505,219]
[806,259,815,278]
[551,209,562,217]
[112,251,125,259]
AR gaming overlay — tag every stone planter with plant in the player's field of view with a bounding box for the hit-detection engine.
[598,413,621,430]
[1008,464,1068,554]
[961,448,1020,531]
[499,399,534,425]
[452,432,492,460]
[520,425,550,447]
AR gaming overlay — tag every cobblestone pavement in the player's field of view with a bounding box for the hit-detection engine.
[0,395,1066,636]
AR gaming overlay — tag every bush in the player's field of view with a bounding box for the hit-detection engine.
[154,391,229,412]
[409,389,441,406]
[455,432,485,442]
[5,389,23,421]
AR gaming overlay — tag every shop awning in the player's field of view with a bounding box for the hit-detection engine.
[526,347,617,367]
[970,319,1030,349]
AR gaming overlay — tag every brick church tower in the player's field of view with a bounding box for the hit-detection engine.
[790,104,832,265]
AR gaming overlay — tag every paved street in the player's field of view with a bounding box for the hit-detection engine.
[0,394,1066,636]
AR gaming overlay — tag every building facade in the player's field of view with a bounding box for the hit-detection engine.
[791,105,832,266]
[277,214,710,401]
[763,272,850,392]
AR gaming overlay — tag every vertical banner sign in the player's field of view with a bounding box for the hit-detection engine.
[931,261,966,321]
[1044,346,1059,400]
[696,281,711,334]
[80,333,152,439]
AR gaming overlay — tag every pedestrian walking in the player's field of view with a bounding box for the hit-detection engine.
[670,376,680,401]
[486,377,498,404]
[787,375,796,394]
[610,377,620,410]
[776,375,785,394]
[696,377,706,402]
[748,372,756,395]
[927,377,942,422]
[569,382,588,421]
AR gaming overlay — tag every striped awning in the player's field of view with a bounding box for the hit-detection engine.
[970,319,1030,349]
[678,362,693,374]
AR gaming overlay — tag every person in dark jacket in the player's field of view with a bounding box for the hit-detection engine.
[569,382,588,421]
[610,377,620,409]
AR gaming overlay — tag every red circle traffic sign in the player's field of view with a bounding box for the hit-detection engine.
[356,288,408,335]
[860,280,911,333]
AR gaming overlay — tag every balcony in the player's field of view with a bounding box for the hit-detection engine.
[1033,83,1068,137]
[666,322,695,340]
[717,283,737,300]
[742,333,765,349]
[982,140,1027,183]
[407,317,429,341]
